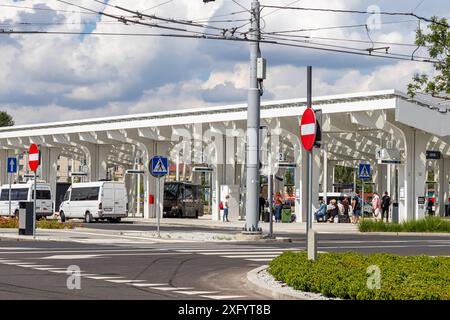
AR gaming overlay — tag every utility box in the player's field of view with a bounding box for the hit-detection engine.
[392,202,399,223]
[18,201,34,236]
[416,196,427,219]
[256,58,267,80]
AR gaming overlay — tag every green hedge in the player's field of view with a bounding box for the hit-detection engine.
[359,217,450,233]
[0,217,80,229]
[269,251,450,300]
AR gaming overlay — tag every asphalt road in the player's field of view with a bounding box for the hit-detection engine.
[1,232,450,300]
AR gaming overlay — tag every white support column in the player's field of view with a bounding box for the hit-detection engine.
[444,156,450,215]
[143,141,156,219]
[294,163,301,222]
[176,155,180,181]
[212,163,224,221]
[323,146,328,205]
[156,142,170,220]
[0,150,8,185]
[39,147,60,209]
[312,148,321,212]
[437,156,447,217]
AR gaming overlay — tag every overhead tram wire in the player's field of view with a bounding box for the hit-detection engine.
[0,3,97,15]
[142,0,174,13]
[260,5,450,28]
[261,32,430,48]
[55,0,224,35]
[0,29,438,64]
[91,0,226,32]
[260,34,434,61]
[262,19,418,35]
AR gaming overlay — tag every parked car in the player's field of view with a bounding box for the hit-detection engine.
[59,181,128,223]
[163,182,204,218]
[0,181,53,217]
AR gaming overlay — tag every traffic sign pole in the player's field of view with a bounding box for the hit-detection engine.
[300,66,317,260]
[33,170,36,239]
[7,157,17,217]
[8,172,12,217]
[28,144,40,239]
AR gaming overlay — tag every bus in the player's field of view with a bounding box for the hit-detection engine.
[163,182,204,218]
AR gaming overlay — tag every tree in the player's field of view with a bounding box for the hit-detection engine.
[408,17,450,100]
[0,111,14,127]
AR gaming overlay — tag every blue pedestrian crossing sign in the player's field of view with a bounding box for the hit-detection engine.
[358,163,371,180]
[7,157,17,174]
[150,156,168,177]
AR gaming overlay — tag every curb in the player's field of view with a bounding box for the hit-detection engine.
[359,231,450,237]
[246,265,306,300]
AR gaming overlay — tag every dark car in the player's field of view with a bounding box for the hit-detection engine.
[163,182,204,218]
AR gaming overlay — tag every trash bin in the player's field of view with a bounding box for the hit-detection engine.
[445,204,450,217]
[281,207,292,223]
[392,202,399,223]
[18,201,34,236]
[263,210,270,222]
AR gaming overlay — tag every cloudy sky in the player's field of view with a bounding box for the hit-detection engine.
[0,0,448,125]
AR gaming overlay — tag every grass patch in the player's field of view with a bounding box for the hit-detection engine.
[269,251,450,300]
[0,217,81,230]
[359,217,450,233]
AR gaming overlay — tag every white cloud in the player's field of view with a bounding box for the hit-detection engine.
[0,0,445,125]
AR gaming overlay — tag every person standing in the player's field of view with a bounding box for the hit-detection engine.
[274,192,283,223]
[381,191,391,223]
[259,193,266,221]
[223,195,230,222]
[352,192,362,224]
[372,192,381,221]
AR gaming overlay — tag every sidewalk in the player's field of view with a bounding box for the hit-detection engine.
[123,215,360,234]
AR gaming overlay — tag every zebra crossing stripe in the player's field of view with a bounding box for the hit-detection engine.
[85,276,125,280]
[151,287,194,291]
[222,255,280,258]
[246,258,274,262]
[128,283,167,287]
[106,279,146,284]
[201,295,245,300]
[173,291,219,295]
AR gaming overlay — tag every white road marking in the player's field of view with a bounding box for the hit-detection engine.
[106,279,146,284]
[34,267,67,271]
[222,255,280,258]
[201,295,245,300]
[128,283,167,287]
[40,254,101,260]
[85,276,125,280]
[199,251,288,255]
[173,291,219,295]
[246,258,274,262]
[0,247,38,250]
[151,287,194,291]
[17,265,52,268]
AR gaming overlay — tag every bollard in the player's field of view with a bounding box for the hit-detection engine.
[307,229,317,261]
[18,201,34,236]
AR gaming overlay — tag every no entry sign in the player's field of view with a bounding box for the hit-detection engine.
[28,144,40,172]
[300,108,317,151]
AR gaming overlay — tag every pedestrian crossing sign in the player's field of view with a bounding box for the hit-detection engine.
[358,163,371,180]
[150,156,168,177]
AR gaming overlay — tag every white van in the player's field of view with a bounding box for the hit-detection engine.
[0,181,53,217]
[59,181,128,223]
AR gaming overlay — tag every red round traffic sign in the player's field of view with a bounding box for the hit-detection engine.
[28,143,40,172]
[300,108,317,151]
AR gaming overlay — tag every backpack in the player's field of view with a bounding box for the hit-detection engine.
[354,196,362,211]
[219,201,224,210]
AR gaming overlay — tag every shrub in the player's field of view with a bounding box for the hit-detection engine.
[269,251,450,300]
[359,217,450,233]
[0,217,80,230]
